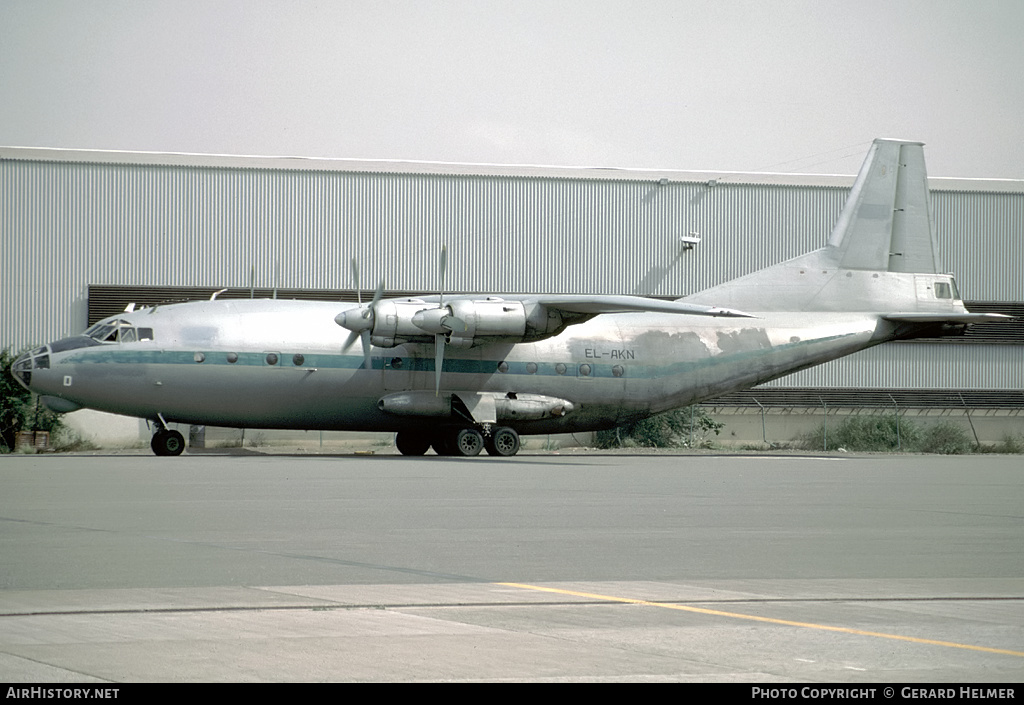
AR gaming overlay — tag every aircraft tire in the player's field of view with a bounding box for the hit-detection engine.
[485,426,520,456]
[151,430,185,456]
[395,431,431,456]
[454,428,484,456]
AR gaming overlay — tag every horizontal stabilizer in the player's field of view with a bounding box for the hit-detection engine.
[883,313,1011,324]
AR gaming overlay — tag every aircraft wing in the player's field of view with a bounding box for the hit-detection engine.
[520,294,754,318]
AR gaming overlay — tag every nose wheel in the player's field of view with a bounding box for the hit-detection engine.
[151,429,186,456]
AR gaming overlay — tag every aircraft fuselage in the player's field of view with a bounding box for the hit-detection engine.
[19,298,893,434]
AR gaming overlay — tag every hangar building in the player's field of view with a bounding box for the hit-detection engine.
[2,146,1022,443]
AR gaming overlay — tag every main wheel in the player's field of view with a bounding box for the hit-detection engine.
[395,431,431,456]
[454,428,484,456]
[485,426,520,456]
[431,433,455,456]
[151,430,185,456]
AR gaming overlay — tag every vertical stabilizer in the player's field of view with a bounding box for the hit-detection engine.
[827,139,942,274]
[681,139,959,313]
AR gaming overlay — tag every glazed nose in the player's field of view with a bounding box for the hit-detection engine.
[9,346,50,390]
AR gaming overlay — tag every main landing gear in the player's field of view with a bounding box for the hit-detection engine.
[395,426,521,457]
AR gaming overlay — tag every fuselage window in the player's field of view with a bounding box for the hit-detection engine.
[292,354,305,366]
[266,353,279,366]
[226,352,238,363]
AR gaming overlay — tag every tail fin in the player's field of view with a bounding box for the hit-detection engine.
[683,138,966,314]
[827,139,941,274]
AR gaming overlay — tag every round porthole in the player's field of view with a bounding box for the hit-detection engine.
[579,364,591,376]
[555,363,567,375]
[266,353,279,366]
[390,357,403,369]
[293,353,305,366]
[497,361,509,373]
[193,352,205,364]
[526,362,538,374]
[226,352,238,363]
[612,365,624,378]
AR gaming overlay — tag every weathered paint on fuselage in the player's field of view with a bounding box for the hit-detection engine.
[25,298,895,434]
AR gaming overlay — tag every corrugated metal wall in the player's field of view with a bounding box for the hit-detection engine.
[2,150,1022,391]
[765,343,1023,390]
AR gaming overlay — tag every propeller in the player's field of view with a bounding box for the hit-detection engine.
[335,259,384,369]
[409,245,467,395]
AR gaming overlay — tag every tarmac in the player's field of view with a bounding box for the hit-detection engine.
[1,450,1022,682]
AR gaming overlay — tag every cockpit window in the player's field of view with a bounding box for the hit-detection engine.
[84,319,154,343]
[934,282,952,299]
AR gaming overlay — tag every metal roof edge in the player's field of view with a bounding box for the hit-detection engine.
[2,145,1022,193]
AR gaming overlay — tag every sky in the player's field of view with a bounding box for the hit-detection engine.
[2,0,1023,178]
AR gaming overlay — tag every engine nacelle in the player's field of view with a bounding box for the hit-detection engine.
[367,297,572,349]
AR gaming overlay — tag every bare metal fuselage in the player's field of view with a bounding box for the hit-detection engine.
[25,298,892,434]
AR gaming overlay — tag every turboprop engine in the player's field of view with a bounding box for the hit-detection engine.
[336,297,576,349]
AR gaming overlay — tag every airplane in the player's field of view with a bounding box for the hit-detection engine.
[10,139,1007,457]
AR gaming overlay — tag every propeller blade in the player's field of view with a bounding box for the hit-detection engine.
[342,329,360,352]
[434,333,445,396]
[351,258,362,305]
[360,330,372,370]
[342,259,383,369]
[438,245,447,307]
[444,315,468,333]
[370,277,384,307]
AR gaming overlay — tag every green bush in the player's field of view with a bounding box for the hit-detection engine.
[797,415,979,454]
[596,406,724,449]
[1,348,31,452]
[987,433,1024,454]
[798,414,918,452]
[916,421,975,455]
[1,347,67,452]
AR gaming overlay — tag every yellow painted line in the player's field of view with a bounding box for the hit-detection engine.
[497,582,1024,658]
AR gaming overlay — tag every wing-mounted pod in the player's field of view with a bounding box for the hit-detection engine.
[378,390,575,422]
